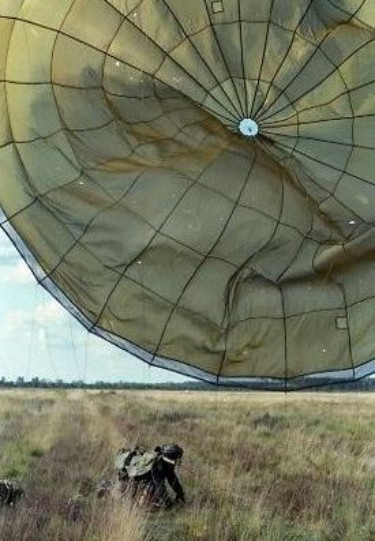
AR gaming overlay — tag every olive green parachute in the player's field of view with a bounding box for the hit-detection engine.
[1,0,375,388]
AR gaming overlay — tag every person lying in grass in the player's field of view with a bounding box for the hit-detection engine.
[116,443,185,510]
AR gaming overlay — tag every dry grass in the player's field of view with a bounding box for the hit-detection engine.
[0,389,375,540]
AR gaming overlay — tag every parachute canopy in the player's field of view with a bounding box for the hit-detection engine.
[1,0,375,389]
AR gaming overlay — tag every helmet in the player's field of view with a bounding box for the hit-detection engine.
[160,444,183,463]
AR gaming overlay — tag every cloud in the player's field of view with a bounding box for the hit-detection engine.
[2,309,29,332]
[0,230,36,283]
[0,244,18,262]
[0,230,35,283]
[0,231,20,265]
[33,301,66,325]
[0,260,35,284]
[2,300,67,334]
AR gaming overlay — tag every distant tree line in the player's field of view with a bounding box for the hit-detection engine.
[0,375,374,392]
[0,376,212,391]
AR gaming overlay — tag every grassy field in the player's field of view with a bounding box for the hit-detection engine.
[0,389,375,540]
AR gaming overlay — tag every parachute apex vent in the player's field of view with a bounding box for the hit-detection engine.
[239,118,259,137]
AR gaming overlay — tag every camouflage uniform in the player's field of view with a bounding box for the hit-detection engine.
[0,480,24,506]
[130,455,185,508]
[116,444,185,509]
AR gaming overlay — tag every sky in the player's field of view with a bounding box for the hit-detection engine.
[0,228,187,384]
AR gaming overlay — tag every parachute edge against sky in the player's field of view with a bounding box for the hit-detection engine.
[2,0,375,389]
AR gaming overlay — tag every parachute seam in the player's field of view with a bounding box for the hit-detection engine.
[256,140,360,232]
[93,299,375,385]
[0,15,236,126]
[2,2,129,287]
[252,0,315,120]
[234,305,348,326]
[160,0,244,118]
[88,131,231,332]
[41,3,234,294]
[312,249,355,382]
[249,0,276,118]
[222,167,289,326]
[326,0,371,30]
[5,164,321,283]
[262,110,375,129]
[3,17,43,207]
[271,139,375,208]
[202,0,246,118]
[260,11,359,221]
[262,129,375,153]
[258,17,371,123]
[38,171,145,285]
[278,63,356,382]
[217,151,285,384]
[3,214,374,389]
[237,0,248,117]
[148,147,258,372]
[0,1,372,388]
[101,0,240,122]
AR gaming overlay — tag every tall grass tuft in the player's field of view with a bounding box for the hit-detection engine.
[1,390,375,540]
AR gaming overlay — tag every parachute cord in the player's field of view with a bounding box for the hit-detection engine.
[353,374,359,425]
[68,317,80,383]
[26,281,39,382]
[83,332,89,387]
[214,385,218,432]
[42,294,59,382]
[284,389,288,421]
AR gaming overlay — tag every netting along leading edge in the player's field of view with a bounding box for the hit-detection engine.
[2,209,375,391]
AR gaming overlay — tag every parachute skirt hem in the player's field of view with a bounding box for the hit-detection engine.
[2,215,375,391]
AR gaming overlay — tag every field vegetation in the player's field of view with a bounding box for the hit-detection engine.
[0,389,375,540]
